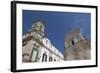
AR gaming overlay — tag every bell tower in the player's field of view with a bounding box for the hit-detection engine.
[30,20,45,35]
[64,28,90,60]
[28,20,45,41]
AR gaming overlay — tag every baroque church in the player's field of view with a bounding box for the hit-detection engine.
[22,20,90,63]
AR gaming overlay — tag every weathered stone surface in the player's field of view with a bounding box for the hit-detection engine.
[22,20,64,63]
[64,28,91,60]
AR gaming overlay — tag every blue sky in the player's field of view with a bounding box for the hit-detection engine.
[23,10,91,54]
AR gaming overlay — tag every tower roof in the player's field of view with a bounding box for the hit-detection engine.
[65,28,80,39]
[31,19,45,28]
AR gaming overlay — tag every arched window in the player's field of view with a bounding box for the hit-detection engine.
[49,56,52,62]
[42,53,47,62]
[54,59,56,61]
[72,40,75,45]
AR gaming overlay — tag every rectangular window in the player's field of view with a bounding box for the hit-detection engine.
[31,48,38,62]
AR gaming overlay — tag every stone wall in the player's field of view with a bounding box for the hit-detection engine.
[64,29,91,60]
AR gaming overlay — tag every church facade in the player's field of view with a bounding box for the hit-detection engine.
[22,20,64,62]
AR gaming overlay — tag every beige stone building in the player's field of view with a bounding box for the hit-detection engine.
[22,19,90,62]
[64,28,91,60]
[22,20,64,63]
